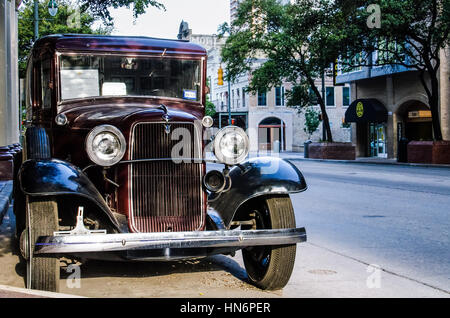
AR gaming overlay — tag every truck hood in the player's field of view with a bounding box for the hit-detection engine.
[60,101,203,130]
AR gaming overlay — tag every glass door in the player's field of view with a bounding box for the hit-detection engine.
[369,124,387,158]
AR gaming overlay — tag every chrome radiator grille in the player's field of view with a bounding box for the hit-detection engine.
[130,122,204,233]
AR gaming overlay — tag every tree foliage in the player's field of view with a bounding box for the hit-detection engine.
[18,0,165,77]
[205,97,217,117]
[303,107,321,140]
[80,0,165,27]
[219,0,338,142]
[336,0,450,141]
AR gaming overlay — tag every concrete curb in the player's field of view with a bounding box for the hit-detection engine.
[283,156,450,169]
[0,284,84,298]
[206,151,450,169]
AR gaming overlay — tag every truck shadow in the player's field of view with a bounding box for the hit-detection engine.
[59,254,249,285]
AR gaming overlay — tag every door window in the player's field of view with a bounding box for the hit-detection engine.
[369,124,387,158]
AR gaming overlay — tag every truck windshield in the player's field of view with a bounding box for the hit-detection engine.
[59,54,202,102]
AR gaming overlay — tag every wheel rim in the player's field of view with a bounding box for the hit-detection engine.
[242,208,272,281]
[26,209,33,289]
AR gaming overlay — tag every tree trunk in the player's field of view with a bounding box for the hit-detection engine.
[419,67,443,141]
[429,75,443,141]
[308,77,333,142]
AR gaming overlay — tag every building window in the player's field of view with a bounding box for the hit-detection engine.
[326,87,335,106]
[232,89,234,109]
[275,86,285,106]
[236,88,240,108]
[258,89,267,106]
[242,87,246,108]
[343,87,350,106]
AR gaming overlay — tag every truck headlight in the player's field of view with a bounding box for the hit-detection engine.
[213,126,249,165]
[86,125,126,166]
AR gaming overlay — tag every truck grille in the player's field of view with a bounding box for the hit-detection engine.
[130,122,204,233]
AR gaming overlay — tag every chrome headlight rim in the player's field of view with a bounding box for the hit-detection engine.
[86,125,126,167]
[202,116,214,128]
[213,125,249,166]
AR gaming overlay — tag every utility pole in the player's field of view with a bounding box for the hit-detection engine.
[33,0,39,41]
[227,78,232,126]
[217,65,232,126]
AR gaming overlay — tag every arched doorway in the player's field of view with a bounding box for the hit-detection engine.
[345,99,388,158]
[397,101,433,141]
[258,117,286,152]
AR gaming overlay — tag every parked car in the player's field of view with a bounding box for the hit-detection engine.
[14,34,307,292]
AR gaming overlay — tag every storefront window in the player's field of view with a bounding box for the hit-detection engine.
[343,87,350,106]
[326,87,335,106]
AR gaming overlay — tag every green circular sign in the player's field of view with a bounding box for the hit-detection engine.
[356,102,364,118]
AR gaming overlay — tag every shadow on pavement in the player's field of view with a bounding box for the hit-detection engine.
[59,254,249,284]
[2,201,251,290]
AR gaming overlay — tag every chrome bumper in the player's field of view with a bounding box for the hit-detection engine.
[34,228,307,255]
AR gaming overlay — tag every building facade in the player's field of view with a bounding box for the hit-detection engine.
[337,50,450,159]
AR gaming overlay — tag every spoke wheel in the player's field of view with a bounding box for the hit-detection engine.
[25,198,60,292]
[242,195,297,290]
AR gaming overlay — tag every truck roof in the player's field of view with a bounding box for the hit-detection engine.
[33,34,207,57]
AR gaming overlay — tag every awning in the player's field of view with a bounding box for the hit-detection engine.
[345,99,388,123]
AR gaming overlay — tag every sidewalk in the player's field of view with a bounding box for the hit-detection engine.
[0,181,12,225]
[0,284,84,298]
[220,151,450,169]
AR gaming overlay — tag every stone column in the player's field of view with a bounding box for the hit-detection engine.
[440,48,450,141]
[0,0,8,147]
[386,75,395,158]
[0,0,20,180]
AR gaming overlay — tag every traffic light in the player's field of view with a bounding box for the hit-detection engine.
[218,66,224,86]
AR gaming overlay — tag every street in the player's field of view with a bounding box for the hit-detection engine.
[0,160,449,297]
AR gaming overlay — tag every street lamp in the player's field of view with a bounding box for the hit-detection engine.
[33,0,38,40]
[33,0,59,40]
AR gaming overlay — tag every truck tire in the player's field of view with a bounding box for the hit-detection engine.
[16,128,51,238]
[242,195,297,290]
[24,198,60,292]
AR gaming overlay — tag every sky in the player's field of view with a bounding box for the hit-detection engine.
[108,0,231,39]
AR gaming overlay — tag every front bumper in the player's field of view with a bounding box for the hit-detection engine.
[34,228,307,255]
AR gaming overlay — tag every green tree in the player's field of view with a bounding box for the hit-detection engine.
[20,1,100,77]
[336,0,450,141]
[219,0,338,142]
[303,106,321,140]
[18,0,164,77]
[78,0,166,26]
[80,0,165,27]
[205,97,217,117]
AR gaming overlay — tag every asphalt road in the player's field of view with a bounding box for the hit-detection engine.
[0,160,449,297]
[290,160,450,294]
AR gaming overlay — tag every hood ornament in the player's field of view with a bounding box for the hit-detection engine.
[158,104,171,134]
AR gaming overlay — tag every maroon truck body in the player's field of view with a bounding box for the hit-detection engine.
[25,34,207,233]
[16,34,307,293]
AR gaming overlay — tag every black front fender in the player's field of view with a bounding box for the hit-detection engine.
[19,159,121,231]
[208,157,307,228]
